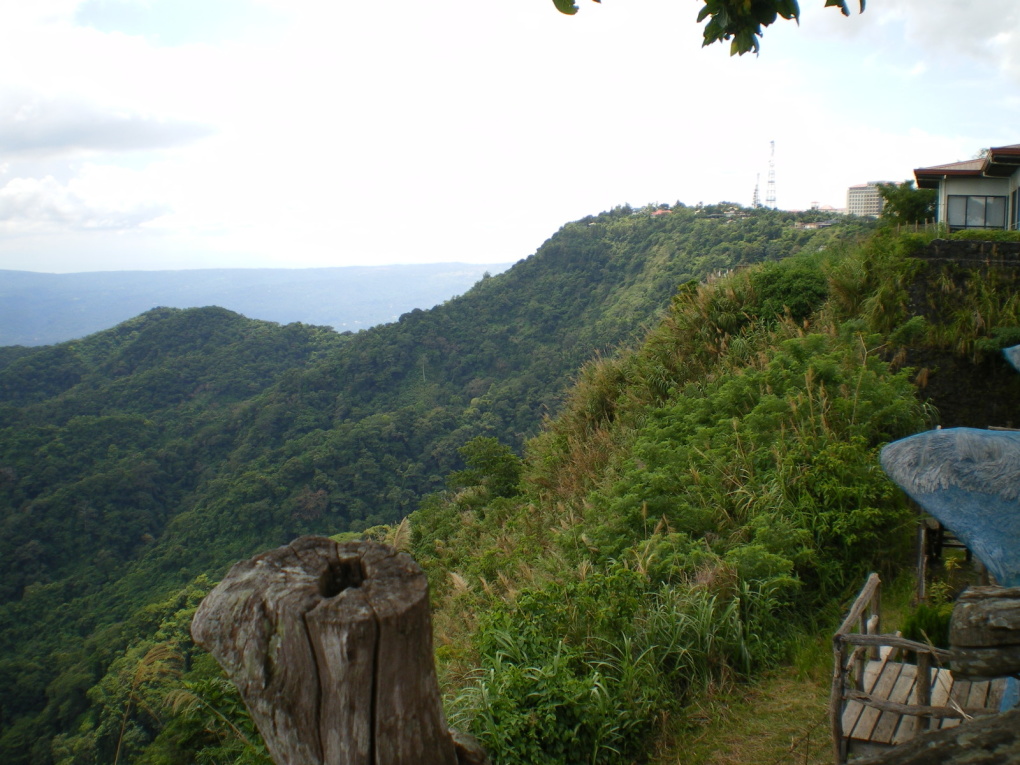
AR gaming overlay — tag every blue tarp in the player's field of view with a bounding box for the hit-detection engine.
[882,426,1020,711]
[1004,344,1020,373]
[881,427,1020,588]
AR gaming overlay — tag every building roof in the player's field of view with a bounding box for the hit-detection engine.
[915,144,1020,188]
[985,143,1020,177]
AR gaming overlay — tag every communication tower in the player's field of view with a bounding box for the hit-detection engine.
[765,140,777,209]
[752,173,761,208]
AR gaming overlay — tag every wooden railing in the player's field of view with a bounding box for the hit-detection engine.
[829,573,958,764]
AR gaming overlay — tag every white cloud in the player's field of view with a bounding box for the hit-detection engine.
[0,0,1019,272]
[816,0,1020,83]
[0,165,169,232]
[0,92,214,157]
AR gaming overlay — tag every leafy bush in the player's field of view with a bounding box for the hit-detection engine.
[447,437,523,502]
[901,602,953,650]
[749,256,829,322]
[974,326,1020,354]
[949,229,1020,242]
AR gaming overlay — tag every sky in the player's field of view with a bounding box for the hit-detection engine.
[0,0,1018,273]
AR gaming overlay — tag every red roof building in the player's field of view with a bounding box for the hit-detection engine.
[914,144,1020,231]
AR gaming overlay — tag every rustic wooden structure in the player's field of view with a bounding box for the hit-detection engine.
[850,708,1020,765]
[192,536,487,765]
[846,585,1020,764]
[830,574,1007,764]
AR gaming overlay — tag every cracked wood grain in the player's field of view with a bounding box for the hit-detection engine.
[192,536,476,765]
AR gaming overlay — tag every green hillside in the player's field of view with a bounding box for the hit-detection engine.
[1,205,874,763]
[413,230,1020,765]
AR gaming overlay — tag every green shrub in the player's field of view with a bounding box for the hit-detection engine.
[749,256,829,322]
[901,602,953,650]
[949,229,1020,242]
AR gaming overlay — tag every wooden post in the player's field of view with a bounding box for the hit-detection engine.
[191,536,487,765]
[830,637,848,765]
[866,614,881,660]
[830,574,881,765]
[915,653,932,731]
[915,510,927,604]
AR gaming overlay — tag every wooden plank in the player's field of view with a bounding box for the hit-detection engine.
[843,689,974,720]
[941,679,971,729]
[891,664,919,745]
[843,660,886,738]
[887,662,917,704]
[871,665,915,744]
[852,661,903,741]
[965,678,989,710]
[950,679,972,705]
[842,697,865,739]
[986,678,1007,711]
[928,667,953,731]
[892,711,919,745]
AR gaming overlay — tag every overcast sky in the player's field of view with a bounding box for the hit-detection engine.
[1,0,1017,272]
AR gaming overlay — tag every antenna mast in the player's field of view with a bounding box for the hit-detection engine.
[765,140,777,209]
[752,173,761,208]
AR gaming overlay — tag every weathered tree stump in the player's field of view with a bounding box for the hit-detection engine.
[950,585,1020,680]
[192,536,484,765]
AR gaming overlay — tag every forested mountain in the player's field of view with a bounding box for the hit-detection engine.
[0,204,871,763]
[0,262,512,347]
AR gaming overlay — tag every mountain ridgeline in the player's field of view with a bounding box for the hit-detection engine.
[0,204,888,764]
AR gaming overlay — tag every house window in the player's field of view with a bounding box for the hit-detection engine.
[947,195,1007,230]
[1012,189,1020,230]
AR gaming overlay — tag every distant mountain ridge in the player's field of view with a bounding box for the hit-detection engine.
[0,263,511,346]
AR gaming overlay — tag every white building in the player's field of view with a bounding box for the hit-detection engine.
[914,144,1020,231]
[846,182,890,218]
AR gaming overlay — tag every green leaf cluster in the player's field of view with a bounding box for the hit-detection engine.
[877,181,937,226]
[552,0,865,56]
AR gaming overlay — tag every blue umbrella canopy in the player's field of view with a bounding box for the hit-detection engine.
[880,427,1020,588]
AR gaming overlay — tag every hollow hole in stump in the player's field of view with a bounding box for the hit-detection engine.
[318,556,364,598]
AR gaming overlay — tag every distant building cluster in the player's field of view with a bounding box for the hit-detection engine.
[846,182,891,218]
